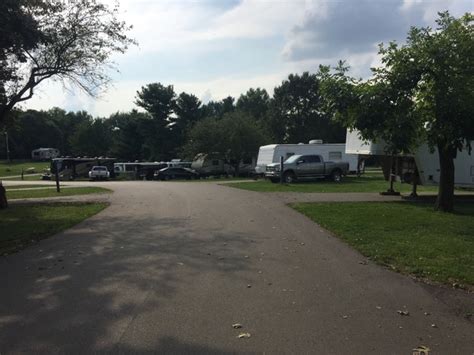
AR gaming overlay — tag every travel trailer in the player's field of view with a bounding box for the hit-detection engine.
[345,130,474,187]
[255,140,360,175]
[50,157,116,180]
[191,153,233,177]
[31,148,60,161]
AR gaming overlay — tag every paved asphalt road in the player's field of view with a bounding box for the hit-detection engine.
[1,181,473,354]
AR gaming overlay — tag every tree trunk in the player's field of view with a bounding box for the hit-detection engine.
[0,181,8,209]
[435,145,456,212]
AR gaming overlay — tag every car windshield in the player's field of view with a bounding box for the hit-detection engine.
[284,155,302,164]
[93,166,106,171]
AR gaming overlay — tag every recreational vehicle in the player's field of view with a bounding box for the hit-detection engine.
[255,141,359,175]
[191,153,233,177]
[31,148,60,161]
[345,130,474,187]
[50,157,116,180]
[114,161,192,180]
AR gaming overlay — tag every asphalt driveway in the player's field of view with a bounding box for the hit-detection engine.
[0,181,472,354]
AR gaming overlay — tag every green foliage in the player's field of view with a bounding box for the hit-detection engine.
[292,202,474,286]
[236,88,270,121]
[69,118,112,157]
[183,111,268,167]
[0,0,135,123]
[270,72,346,144]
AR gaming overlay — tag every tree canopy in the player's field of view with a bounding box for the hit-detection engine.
[0,0,135,124]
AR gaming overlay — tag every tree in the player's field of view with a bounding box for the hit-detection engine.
[236,88,270,121]
[0,0,135,125]
[109,110,150,161]
[373,12,473,211]
[135,83,176,160]
[183,111,268,174]
[69,118,112,157]
[0,0,44,107]
[270,72,346,144]
[172,92,202,152]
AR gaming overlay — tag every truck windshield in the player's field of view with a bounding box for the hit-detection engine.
[284,155,301,164]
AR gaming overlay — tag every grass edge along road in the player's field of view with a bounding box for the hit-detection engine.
[7,187,112,200]
[0,202,108,255]
[0,160,49,177]
[226,175,438,193]
[291,201,474,288]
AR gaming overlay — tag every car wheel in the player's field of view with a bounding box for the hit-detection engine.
[283,171,296,183]
[331,169,342,182]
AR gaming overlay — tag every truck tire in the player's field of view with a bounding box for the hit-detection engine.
[331,169,342,182]
[283,171,296,183]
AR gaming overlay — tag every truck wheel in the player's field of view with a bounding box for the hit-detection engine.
[331,169,342,182]
[283,171,296,183]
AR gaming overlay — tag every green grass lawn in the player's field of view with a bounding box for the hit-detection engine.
[7,187,111,200]
[0,160,50,177]
[226,175,438,193]
[5,184,52,190]
[0,202,108,254]
[292,201,474,287]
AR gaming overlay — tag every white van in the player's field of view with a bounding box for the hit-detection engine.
[255,141,359,175]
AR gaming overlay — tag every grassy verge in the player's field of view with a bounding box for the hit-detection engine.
[0,160,49,177]
[7,187,111,200]
[0,202,108,255]
[291,201,474,287]
[5,184,52,190]
[226,175,438,193]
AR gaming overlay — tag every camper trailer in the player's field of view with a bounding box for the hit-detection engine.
[191,153,233,177]
[51,157,116,180]
[255,140,359,176]
[345,130,474,187]
[31,148,60,161]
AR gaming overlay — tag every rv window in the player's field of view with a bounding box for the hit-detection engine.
[329,152,342,160]
[212,160,219,166]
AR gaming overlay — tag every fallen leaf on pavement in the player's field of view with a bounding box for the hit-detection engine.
[397,310,410,316]
[232,323,242,329]
[237,333,251,339]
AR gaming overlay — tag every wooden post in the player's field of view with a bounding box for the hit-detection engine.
[54,161,60,193]
[279,156,284,184]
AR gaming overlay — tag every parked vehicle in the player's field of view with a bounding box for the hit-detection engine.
[50,157,116,180]
[31,148,60,161]
[191,153,233,177]
[345,129,474,187]
[89,166,110,180]
[154,167,199,180]
[265,154,349,183]
[256,141,359,176]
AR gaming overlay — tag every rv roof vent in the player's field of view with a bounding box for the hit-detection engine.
[309,139,323,144]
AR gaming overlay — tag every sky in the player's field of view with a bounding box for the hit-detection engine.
[25,0,473,117]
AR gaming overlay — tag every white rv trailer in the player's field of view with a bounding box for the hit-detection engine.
[345,130,474,187]
[255,140,359,175]
[31,148,60,160]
